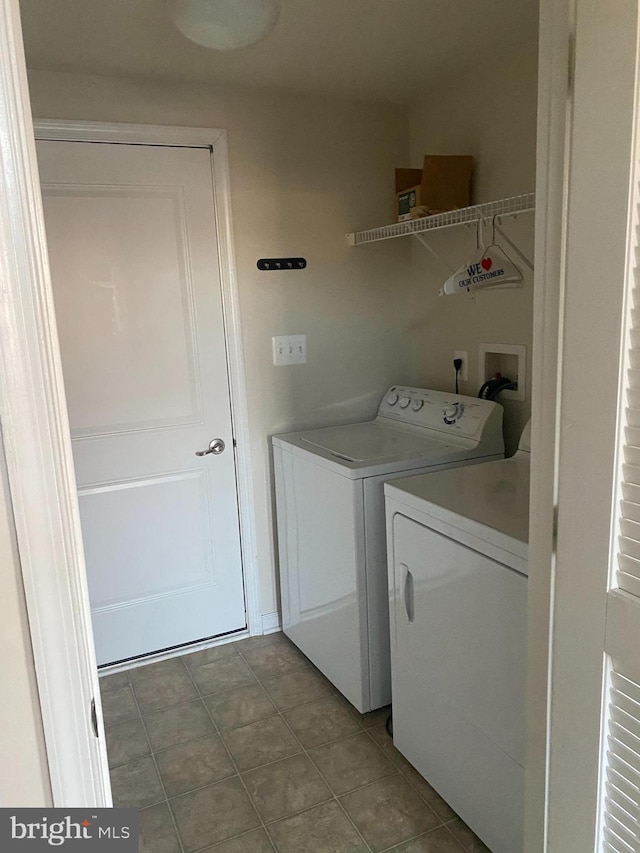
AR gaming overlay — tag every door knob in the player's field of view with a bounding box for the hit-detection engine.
[195,438,226,457]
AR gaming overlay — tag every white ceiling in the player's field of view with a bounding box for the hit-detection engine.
[19,0,539,104]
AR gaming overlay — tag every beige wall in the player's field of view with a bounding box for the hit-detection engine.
[408,44,538,454]
[27,70,418,619]
[0,434,51,805]
[26,48,537,623]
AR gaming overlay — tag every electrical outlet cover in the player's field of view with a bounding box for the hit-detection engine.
[453,350,468,381]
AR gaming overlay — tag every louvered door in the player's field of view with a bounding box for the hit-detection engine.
[602,672,640,851]
[619,347,640,597]
[599,169,640,851]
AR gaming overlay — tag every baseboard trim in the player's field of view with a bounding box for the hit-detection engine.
[261,611,282,634]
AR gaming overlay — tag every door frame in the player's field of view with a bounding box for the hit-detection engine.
[34,118,262,644]
[0,0,112,804]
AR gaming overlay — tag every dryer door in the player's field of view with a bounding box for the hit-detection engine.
[389,510,526,853]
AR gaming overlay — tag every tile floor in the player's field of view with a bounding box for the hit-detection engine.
[101,632,489,853]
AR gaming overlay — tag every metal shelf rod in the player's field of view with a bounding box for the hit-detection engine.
[346,192,535,247]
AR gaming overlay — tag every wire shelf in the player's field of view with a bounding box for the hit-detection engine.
[346,192,535,246]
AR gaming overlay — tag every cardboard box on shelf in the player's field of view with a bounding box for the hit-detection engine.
[395,156,474,222]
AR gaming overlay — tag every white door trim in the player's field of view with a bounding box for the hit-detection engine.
[33,119,261,641]
[0,1,111,805]
[526,1,572,850]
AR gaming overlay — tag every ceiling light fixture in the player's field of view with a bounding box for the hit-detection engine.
[171,0,281,50]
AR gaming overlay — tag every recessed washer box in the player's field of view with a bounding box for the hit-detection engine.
[479,343,526,402]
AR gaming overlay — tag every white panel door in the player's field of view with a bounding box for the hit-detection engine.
[36,139,246,665]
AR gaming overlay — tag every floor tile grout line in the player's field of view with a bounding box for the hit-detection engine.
[131,706,185,853]
[313,760,443,820]
[361,726,453,825]
[109,717,450,851]
[264,677,447,849]
[379,823,467,853]
[205,681,344,721]
[116,645,335,722]
[279,714,367,749]
[258,679,377,853]
[108,644,339,846]
[148,730,404,806]
[442,823,470,853]
[107,637,460,852]
[107,689,365,739]
[191,643,373,755]
[307,716,430,808]
[149,727,222,760]
[304,744,402,797]
[180,642,437,852]
[108,710,395,792]
[106,705,219,769]
[115,729,408,813]
[127,674,187,853]
[104,711,149,771]
[162,771,260,809]
[144,696,219,740]
[187,827,276,853]
[196,641,374,853]
[234,642,310,679]
[182,652,279,853]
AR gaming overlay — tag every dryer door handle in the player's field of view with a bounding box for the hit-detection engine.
[401,564,415,624]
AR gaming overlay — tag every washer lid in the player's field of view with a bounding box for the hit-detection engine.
[298,422,454,462]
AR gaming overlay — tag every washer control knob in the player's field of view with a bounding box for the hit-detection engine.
[398,396,411,409]
[412,399,424,412]
[386,393,399,406]
[443,403,465,425]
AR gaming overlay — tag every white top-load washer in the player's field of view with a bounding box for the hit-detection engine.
[272,386,504,713]
[384,421,531,853]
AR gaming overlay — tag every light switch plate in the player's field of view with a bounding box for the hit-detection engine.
[272,335,307,366]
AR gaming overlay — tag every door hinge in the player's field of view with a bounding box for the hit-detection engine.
[90,697,99,738]
[233,438,237,448]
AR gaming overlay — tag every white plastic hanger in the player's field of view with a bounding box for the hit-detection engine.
[477,215,523,287]
[440,219,485,296]
[440,216,522,296]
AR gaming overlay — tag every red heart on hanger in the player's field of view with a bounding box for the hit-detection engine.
[481,257,493,271]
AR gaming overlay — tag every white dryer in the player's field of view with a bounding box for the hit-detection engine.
[272,386,504,713]
[385,421,531,853]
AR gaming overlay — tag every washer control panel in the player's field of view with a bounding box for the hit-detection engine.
[379,386,500,440]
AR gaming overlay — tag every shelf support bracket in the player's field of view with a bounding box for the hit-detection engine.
[413,234,456,274]
[495,222,534,272]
